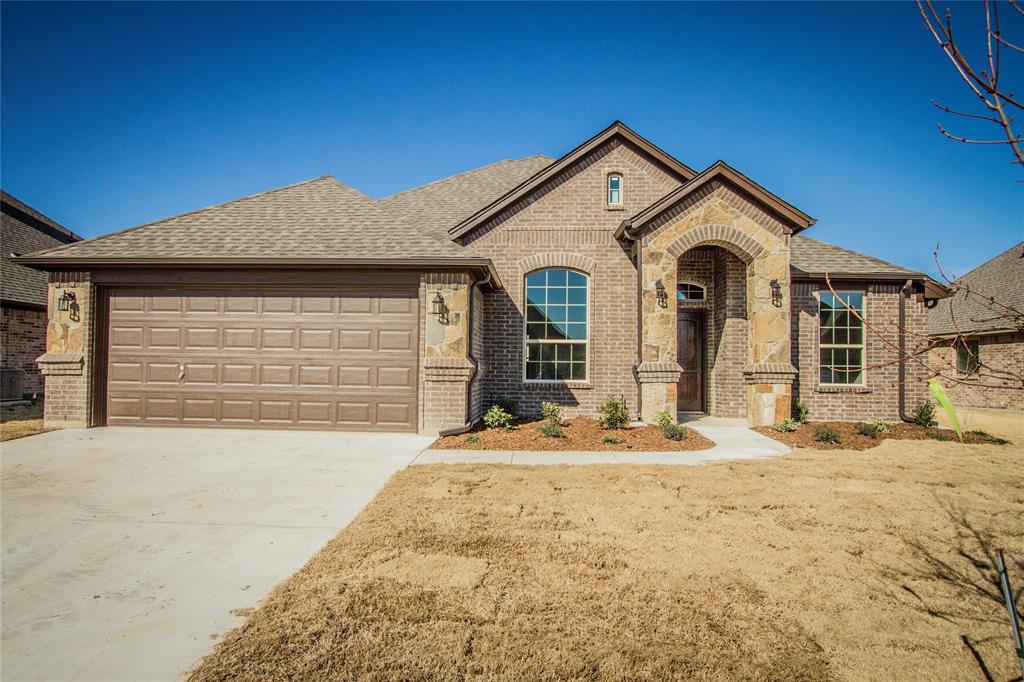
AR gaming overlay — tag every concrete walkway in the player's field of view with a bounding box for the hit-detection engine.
[1,426,432,682]
[414,417,789,465]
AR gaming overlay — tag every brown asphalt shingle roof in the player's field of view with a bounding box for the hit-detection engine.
[929,241,1024,337]
[790,235,921,279]
[1,191,80,306]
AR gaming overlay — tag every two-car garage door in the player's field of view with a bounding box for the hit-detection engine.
[104,288,419,431]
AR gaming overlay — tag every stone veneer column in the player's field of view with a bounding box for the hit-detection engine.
[421,274,475,433]
[743,245,797,426]
[37,275,94,428]
[636,244,682,422]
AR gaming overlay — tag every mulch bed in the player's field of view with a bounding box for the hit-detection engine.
[754,420,1012,451]
[431,416,715,451]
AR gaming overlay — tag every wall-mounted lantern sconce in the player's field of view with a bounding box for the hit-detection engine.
[655,279,668,308]
[770,279,783,308]
[57,289,76,312]
[430,291,449,324]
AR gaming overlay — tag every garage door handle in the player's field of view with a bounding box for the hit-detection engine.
[178,364,185,383]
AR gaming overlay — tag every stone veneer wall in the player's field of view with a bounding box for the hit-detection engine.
[0,305,47,396]
[463,138,682,419]
[39,274,95,427]
[791,281,930,422]
[928,332,1024,410]
[419,272,475,434]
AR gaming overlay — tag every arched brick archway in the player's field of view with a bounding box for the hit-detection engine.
[664,224,765,263]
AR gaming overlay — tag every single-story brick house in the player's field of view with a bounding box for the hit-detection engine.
[1,191,81,400]
[18,122,945,433]
[929,241,1023,411]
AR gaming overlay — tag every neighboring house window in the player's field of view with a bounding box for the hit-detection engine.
[525,268,588,381]
[677,282,706,301]
[607,174,622,205]
[955,338,980,374]
[818,291,865,385]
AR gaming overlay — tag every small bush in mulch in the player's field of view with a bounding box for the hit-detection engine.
[483,405,514,431]
[814,425,841,444]
[792,399,810,424]
[432,417,715,452]
[773,418,799,433]
[755,420,1013,451]
[491,397,519,418]
[537,420,563,438]
[656,411,688,441]
[597,396,630,429]
[911,400,937,428]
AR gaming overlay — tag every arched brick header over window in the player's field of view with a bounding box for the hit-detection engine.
[664,224,765,264]
[516,252,598,278]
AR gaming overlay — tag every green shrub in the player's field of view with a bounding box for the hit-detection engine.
[601,435,624,445]
[814,425,841,444]
[911,400,937,428]
[597,396,630,429]
[540,401,562,423]
[465,434,481,444]
[491,397,519,418]
[483,405,513,431]
[968,430,1011,445]
[538,420,563,438]
[927,429,951,442]
[792,399,810,424]
[773,418,799,433]
[870,419,891,434]
[655,411,687,441]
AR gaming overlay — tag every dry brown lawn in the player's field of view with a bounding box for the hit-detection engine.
[191,413,1024,682]
[0,403,45,442]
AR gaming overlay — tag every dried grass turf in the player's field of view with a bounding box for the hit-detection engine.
[432,417,715,451]
[0,403,45,442]
[191,420,1024,682]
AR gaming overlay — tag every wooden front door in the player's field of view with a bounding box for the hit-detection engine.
[677,310,705,412]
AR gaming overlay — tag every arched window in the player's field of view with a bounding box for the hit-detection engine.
[607,174,623,205]
[524,268,588,381]
[677,282,706,301]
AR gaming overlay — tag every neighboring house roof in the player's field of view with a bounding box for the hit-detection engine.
[929,241,1024,337]
[789,235,923,280]
[446,120,698,240]
[18,175,470,265]
[1,191,80,307]
[616,161,816,239]
[378,155,552,241]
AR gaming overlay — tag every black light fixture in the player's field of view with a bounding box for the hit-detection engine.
[57,290,76,312]
[655,279,668,308]
[770,279,783,307]
[431,291,445,315]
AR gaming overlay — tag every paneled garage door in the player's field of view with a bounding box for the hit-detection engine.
[104,288,419,431]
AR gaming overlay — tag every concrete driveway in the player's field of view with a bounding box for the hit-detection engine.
[1,426,432,681]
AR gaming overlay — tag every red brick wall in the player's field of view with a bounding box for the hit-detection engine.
[0,304,47,396]
[791,281,930,422]
[464,138,682,418]
[929,333,1024,410]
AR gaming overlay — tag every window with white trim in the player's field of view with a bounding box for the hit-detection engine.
[525,268,588,381]
[818,291,865,385]
[607,174,622,205]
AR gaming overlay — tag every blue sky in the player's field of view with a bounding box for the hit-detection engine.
[1,1,1019,278]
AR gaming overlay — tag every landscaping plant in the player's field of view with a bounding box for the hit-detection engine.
[538,401,564,438]
[773,418,799,433]
[854,421,889,439]
[601,435,624,445]
[491,397,519,418]
[538,421,563,438]
[870,419,891,434]
[483,405,514,431]
[792,399,810,424]
[597,396,630,429]
[814,425,841,444]
[465,434,481,444]
[656,411,687,441]
[911,400,937,428]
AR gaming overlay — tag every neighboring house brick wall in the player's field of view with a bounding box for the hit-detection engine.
[791,282,930,421]
[929,333,1024,410]
[464,138,682,419]
[0,305,47,396]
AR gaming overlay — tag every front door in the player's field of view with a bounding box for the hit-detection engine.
[677,310,705,412]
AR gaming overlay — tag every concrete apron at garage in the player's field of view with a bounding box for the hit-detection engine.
[0,426,432,682]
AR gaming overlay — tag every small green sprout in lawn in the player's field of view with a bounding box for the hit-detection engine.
[773,418,799,433]
[814,425,841,444]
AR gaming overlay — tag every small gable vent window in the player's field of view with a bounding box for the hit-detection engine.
[607,174,622,205]
[677,283,706,301]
